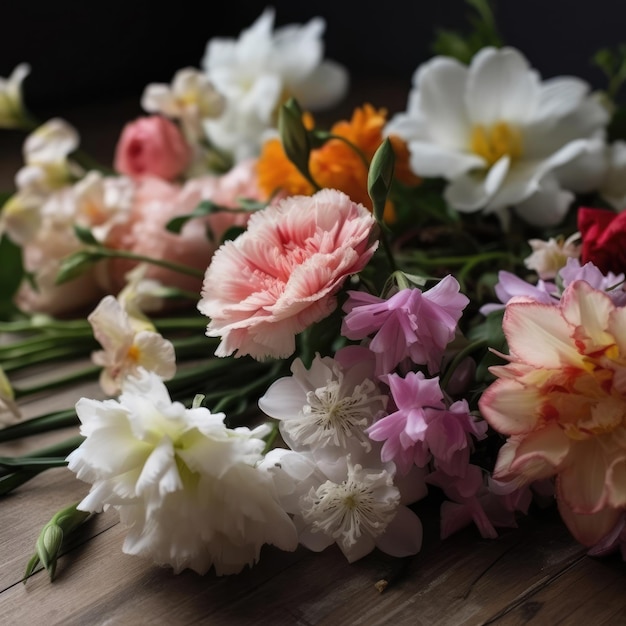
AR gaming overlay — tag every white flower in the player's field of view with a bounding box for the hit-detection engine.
[88,295,176,395]
[141,67,225,142]
[67,370,298,575]
[524,233,581,280]
[16,118,82,194]
[201,7,348,161]
[258,352,387,455]
[0,63,30,128]
[73,171,134,241]
[261,449,423,563]
[386,46,609,227]
[598,140,626,210]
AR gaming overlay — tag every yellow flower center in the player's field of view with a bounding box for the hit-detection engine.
[127,344,141,362]
[470,121,523,167]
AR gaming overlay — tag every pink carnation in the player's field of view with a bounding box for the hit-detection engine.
[114,115,191,181]
[198,189,378,360]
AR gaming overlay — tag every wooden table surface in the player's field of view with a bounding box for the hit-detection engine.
[1,88,626,626]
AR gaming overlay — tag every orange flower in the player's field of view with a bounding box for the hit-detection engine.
[257,104,419,220]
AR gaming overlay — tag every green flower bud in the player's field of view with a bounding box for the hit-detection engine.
[24,502,91,582]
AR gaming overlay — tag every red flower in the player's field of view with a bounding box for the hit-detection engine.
[578,207,626,275]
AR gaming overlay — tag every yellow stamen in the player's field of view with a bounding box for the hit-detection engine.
[127,344,141,362]
[470,121,523,166]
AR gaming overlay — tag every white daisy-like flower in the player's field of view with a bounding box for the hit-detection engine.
[201,7,349,161]
[88,295,176,395]
[258,351,387,456]
[385,46,609,227]
[67,370,298,575]
[261,449,424,563]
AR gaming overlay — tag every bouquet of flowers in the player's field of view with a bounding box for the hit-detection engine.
[3,0,626,582]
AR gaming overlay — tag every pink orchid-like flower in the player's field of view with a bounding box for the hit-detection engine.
[479,279,626,546]
[342,277,469,375]
[198,188,378,360]
[367,371,486,476]
[114,115,192,181]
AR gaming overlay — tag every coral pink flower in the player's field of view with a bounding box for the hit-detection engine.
[342,278,469,375]
[479,279,626,546]
[100,161,257,296]
[198,189,378,360]
[114,115,192,181]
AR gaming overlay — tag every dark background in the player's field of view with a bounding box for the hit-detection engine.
[2,0,625,114]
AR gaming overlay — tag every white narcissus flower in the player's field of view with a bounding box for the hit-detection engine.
[386,46,609,227]
[67,370,298,575]
[88,295,176,395]
[201,7,348,161]
[0,63,30,128]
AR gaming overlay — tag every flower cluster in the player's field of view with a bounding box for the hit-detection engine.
[4,2,626,582]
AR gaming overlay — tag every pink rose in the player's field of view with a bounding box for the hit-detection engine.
[198,188,379,360]
[114,115,191,181]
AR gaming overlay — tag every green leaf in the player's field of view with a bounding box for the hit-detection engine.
[166,200,218,234]
[368,138,396,223]
[220,225,246,244]
[0,234,24,319]
[73,224,99,245]
[55,250,104,284]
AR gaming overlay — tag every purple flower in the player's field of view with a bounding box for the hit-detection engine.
[559,258,626,305]
[342,276,469,375]
[479,271,558,315]
[366,371,486,476]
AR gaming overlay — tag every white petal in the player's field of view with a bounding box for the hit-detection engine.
[416,56,471,149]
[513,177,574,227]
[535,77,589,123]
[258,377,305,419]
[375,506,423,557]
[466,47,540,124]
[408,141,484,179]
[292,61,349,111]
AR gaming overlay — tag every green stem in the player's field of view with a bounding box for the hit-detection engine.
[94,248,205,279]
[378,224,398,274]
[262,421,280,455]
[0,409,78,443]
[13,365,101,399]
[3,344,96,373]
[401,250,517,269]
[0,435,84,494]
